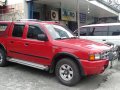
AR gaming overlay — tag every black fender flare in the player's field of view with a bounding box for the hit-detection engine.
[0,43,6,53]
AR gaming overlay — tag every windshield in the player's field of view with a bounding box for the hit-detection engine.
[45,24,75,40]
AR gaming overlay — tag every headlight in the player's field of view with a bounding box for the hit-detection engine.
[95,54,101,59]
[89,53,101,61]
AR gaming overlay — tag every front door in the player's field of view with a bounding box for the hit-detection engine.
[22,24,53,65]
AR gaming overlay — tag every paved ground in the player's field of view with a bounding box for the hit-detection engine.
[0,61,118,90]
[96,62,120,90]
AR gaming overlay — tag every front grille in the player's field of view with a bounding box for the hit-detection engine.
[101,50,110,59]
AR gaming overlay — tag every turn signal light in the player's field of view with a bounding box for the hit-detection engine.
[90,54,95,61]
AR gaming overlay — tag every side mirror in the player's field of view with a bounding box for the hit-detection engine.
[37,34,48,41]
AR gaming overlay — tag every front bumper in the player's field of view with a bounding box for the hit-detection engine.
[80,59,109,76]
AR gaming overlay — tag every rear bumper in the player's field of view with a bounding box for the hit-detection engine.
[80,59,109,75]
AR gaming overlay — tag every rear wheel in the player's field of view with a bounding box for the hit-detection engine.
[0,49,7,67]
[55,58,81,86]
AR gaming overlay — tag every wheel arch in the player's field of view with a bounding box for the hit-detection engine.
[49,52,85,76]
[0,43,6,53]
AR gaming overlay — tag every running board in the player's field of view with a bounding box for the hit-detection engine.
[7,58,49,71]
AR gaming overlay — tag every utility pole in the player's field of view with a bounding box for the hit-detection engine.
[77,0,80,37]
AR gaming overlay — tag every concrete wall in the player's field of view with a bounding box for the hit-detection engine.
[23,0,29,19]
[7,0,24,5]
[0,0,26,21]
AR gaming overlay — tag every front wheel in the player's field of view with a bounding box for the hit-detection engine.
[55,58,81,86]
[0,49,7,67]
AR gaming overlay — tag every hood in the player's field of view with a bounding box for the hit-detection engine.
[54,38,110,53]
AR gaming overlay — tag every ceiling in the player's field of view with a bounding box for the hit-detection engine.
[33,0,119,18]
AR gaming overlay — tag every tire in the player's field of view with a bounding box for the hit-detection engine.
[0,49,7,67]
[55,58,81,86]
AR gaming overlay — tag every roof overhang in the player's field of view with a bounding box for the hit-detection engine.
[33,0,119,18]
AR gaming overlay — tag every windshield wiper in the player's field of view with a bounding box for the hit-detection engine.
[55,38,62,40]
[55,37,69,40]
[70,36,78,39]
[55,37,78,40]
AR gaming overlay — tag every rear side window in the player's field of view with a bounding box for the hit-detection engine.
[12,24,25,37]
[108,26,120,36]
[89,26,108,36]
[80,27,89,36]
[0,24,8,31]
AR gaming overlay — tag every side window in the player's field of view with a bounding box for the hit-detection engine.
[108,26,120,36]
[12,24,25,37]
[0,24,8,31]
[80,27,89,36]
[27,25,44,39]
[89,26,108,36]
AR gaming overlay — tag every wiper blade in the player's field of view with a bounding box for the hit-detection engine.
[70,36,78,39]
[55,38,63,40]
[55,37,68,40]
[55,37,77,40]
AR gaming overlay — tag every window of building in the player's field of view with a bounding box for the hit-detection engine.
[108,26,120,36]
[27,25,44,39]
[12,24,25,37]
[0,24,8,31]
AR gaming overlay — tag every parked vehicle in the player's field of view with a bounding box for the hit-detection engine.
[74,23,120,60]
[0,20,111,86]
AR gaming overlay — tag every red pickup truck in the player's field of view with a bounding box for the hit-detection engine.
[0,20,110,86]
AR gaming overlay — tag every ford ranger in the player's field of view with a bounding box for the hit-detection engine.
[0,20,111,86]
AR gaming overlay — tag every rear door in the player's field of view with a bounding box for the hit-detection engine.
[7,23,26,60]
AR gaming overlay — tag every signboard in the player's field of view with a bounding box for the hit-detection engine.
[80,13,86,23]
[61,9,76,21]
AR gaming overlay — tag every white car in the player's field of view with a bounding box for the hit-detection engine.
[74,23,120,60]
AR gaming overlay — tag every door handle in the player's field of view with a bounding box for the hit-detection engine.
[24,43,29,46]
[102,39,106,41]
[10,41,14,43]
